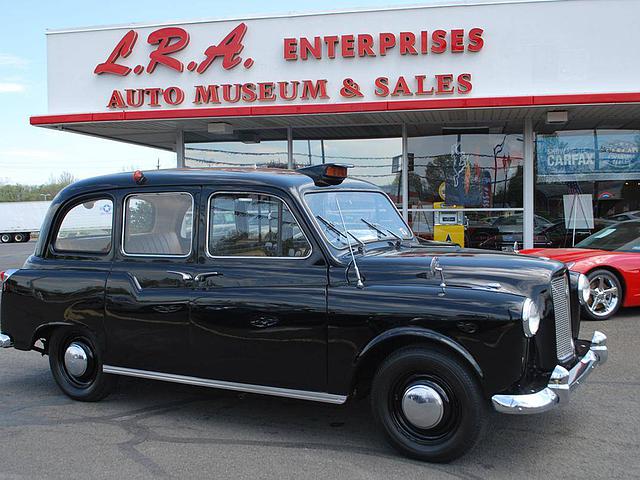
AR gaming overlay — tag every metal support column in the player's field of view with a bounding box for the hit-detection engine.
[287,127,294,169]
[401,123,409,222]
[523,118,535,249]
[176,129,185,168]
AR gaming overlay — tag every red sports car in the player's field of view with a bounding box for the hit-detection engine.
[522,219,640,320]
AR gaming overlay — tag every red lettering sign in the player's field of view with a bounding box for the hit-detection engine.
[94,23,251,76]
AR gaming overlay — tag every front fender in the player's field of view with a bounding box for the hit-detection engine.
[356,327,484,378]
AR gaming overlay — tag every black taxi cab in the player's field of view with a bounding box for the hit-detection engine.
[0,165,607,462]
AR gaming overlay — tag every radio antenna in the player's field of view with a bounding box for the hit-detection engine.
[335,196,364,289]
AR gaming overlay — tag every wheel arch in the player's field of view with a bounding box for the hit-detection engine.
[31,322,86,354]
[350,327,484,397]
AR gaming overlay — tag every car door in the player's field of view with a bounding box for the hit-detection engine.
[189,187,329,392]
[103,187,199,376]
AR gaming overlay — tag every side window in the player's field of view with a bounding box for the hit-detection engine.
[123,193,193,256]
[208,193,311,258]
[54,198,113,254]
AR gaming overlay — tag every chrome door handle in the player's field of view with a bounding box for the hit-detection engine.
[194,272,223,282]
[167,271,193,281]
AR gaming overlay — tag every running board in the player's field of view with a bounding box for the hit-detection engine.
[102,365,347,405]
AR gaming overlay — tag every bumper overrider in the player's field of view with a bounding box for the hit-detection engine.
[492,331,608,414]
[0,333,12,348]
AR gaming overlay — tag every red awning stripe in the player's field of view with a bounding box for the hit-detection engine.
[29,92,640,126]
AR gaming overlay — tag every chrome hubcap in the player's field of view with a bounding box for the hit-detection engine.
[401,384,444,429]
[587,275,619,317]
[63,342,89,378]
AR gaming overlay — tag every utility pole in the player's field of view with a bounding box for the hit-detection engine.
[157,158,160,170]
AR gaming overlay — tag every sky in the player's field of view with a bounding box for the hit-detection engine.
[0,0,425,185]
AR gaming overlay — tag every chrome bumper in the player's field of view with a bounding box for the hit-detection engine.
[0,333,12,348]
[492,330,608,414]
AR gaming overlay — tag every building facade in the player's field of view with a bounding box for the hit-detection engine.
[31,0,640,249]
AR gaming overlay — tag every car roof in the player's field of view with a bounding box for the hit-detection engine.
[56,168,378,201]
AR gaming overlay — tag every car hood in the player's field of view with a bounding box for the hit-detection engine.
[348,245,565,298]
[520,248,610,263]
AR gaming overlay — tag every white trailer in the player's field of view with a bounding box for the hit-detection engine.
[0,201,51,243]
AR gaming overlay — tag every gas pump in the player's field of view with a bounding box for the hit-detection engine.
[433,202,465,246]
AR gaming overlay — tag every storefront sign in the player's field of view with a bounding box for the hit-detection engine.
[42,1,640,116]
[537,131,640,182]
[96,24,480,109]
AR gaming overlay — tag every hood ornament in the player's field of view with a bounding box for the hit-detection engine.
[430,257,446,296]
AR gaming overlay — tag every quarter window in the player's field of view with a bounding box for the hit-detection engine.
[208,193,311,258]
[123,193,193,256]
[54,198,113,254]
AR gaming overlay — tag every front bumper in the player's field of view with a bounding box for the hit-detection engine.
[492,330,608,414]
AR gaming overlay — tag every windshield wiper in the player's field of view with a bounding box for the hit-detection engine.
[317,215,366,252]
[360,218,402,247]
[316,215,347,239]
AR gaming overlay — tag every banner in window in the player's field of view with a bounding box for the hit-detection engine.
[537,130,640,183]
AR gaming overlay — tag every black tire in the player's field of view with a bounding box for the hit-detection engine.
[0,233,12,243]
[371,346,486,463]
[12,233,24,243]
[21,233,31,243]
[48,327,115,401]
[582,269,623,321]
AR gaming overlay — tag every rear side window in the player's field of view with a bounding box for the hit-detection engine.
[54,199,114,254]
[123,193,193,256]
[208,193,311,258]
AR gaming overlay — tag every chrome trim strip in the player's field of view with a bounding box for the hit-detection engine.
[121,192,195,258]
[205,191,313,260]
[102,365,347,404]
[492,330,607,414]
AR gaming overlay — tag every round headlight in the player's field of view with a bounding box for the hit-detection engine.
[577,273,590,305]
[522,298,540,337]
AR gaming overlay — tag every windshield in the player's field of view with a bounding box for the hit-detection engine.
[305,191,413,249]
[575,221,640,252]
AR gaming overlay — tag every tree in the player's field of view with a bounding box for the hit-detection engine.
[0,172,76,202]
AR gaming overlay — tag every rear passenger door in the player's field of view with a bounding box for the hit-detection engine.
[189,188,329,392]
[103,188,199,376]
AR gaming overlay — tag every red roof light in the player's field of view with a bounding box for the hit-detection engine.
[133,170,146,184]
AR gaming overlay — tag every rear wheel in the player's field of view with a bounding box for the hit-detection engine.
[12,233,24,243]
[0,233,11,243]
[371,346,486,463]
[48,327,114,401]
[582,269,622,321]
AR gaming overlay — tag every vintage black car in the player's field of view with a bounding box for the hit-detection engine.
[0,165,607,462]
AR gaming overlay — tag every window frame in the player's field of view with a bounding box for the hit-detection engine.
[121,191,195,259]
[206,191,313,260]
[50,195,115,258]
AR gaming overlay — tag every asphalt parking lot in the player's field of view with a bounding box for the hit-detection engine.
[0,241,638,479]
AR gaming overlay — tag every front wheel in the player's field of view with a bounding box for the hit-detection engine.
[48,327,115,401]
[371,346,486,463]
[582,269,622,321]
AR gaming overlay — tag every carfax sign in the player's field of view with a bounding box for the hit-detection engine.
[536,131,640,182]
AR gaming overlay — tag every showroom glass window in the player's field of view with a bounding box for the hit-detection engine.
[292,134,403,209]
[406,134,524,250]
[534,129,640,248]
[185,128,290,169]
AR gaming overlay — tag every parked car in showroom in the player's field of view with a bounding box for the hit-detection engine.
[522,219,640,320]
[0,166,607,462]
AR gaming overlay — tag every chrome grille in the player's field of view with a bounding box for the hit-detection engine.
[551,275,574,360]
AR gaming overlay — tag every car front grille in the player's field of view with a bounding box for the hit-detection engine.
[551,275,574,360]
